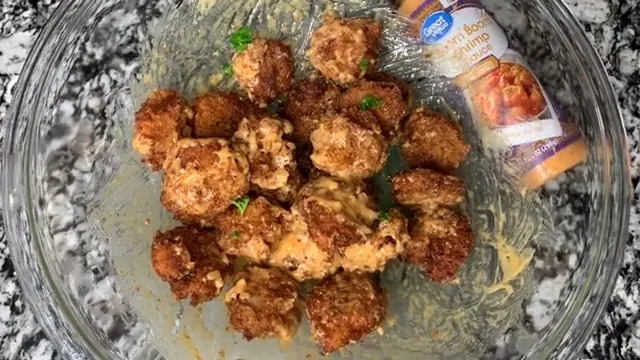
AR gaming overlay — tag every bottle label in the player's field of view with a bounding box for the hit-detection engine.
[505,121,583,174]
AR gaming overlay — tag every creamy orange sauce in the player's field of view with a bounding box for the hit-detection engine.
[180,332,205,360]
[225,279,248,303]
[523,138,589,190]
[342,214,408,272]
[233,117,296,190]
[397,0,426,16]
[269,212,340,281]
[207,270,225,292]
[307,178,379,227]
[341,241,398,273]
[484,237,534,295]
[219,233,271,262]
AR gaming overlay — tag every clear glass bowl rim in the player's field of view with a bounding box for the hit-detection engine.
[2,0,632,359]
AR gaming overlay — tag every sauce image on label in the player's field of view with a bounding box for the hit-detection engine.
[398,0,588,189]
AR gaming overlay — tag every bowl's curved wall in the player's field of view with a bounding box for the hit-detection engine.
[2,0,630,359]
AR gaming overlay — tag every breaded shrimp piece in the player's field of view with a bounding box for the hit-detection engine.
[151,226,231,306]
[295,178,378,256]
[392,168,466,209]
[161,138,250,227]
[255,166,305,205]
[341,209,410,273]
[269,208,340,282]
[310,113,387,181]
[306,272,387,354]
[170,262,229,306]
[191,91,248,138]
[307,15,382,84]
[132,89,192,171]
[225,267,302,341]
[213,196,291,263]
[366,72,413,103]
[151,228,196,282]
[232,116,301,202]
[341,81,409,137]
[340,106,383,134]
[233,39,294,103]
[401,108,470,173]
[401,208,474,284]
[285,76,342,143]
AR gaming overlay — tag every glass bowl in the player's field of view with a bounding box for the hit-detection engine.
[2,0,631,359]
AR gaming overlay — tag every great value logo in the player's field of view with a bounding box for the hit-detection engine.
[421,11,454,44]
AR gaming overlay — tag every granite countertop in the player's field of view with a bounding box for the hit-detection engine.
[0,0,638,359]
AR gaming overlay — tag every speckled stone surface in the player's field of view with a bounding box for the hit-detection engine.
[0,0,638,359]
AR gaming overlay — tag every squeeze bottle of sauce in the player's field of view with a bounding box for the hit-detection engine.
[397,0,589,190]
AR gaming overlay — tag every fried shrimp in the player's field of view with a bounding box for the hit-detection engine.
[233,39,294,103]
[161,138,250,226]
[232,116,301,203]
[392,168,466,209]
[151,226,231,306]
[401,108,470,173]
[402,208,474,283]
[307,15,382,84]
[226,267,302,341]
[213,196,290,263]
[190,91,248,138]
[133,89,192,171]
[307,272,386,353]
[310,114,387,181]
[341,80,409,137]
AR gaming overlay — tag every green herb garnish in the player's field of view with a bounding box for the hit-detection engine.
[360,95,383,111]
[233,196,251,216]
[378,210,391,222]
[232,231,241,239]
[230,27,254,52]
[359,59,370,74]
[222,64,233,76]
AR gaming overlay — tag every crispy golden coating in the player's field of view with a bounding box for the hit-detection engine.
[296,178,378,256]
[213,197,291,263]
[232,39,294,103]
[341,81,409,137]
[151,229,195,282]
[225,267,302,341]
[285,76,342,143]
[233,116,301,202]
[151,226,231,306]
[401,108,470,173]
[254,166,304,205]
[161,138,250,226]
[341,209,410,273]
[307,15,382,84]
[269,209,340,282]
[310,113,387,181]
[402,208,474,283]
[132,89,192,171]
[306,272,387,354]
[170,264,228,306]
[392,169,466,209]
[191,91,248,138]
[340,106,383,134]
[366,72,413,102]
